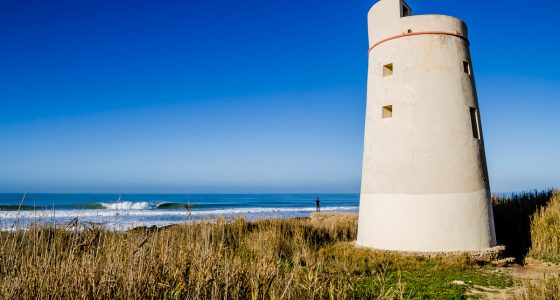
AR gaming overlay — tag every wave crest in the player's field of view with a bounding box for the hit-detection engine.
[101,201,153,210]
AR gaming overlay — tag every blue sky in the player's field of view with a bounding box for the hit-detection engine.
[0,0,558,193]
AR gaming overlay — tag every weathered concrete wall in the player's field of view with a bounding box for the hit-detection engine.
[357,0,496,252]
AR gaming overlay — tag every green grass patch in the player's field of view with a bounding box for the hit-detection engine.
[320,242,514,299]
[356,262,513,299]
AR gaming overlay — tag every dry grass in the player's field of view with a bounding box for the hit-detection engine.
[0,217,406,299]
[492,189,555,261]
[0,215,509,299]
[9,188,560,299]
[513,190,560,299]
[528,191,560,263]
[516,275,560,300]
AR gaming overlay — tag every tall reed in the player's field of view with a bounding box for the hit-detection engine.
[528,191,560,263]
[492,189,554,261]
[0,217,401,299]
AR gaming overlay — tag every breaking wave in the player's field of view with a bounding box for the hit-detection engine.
[100,201,153,210]
[0,205,359,231]
[0,206,358,218]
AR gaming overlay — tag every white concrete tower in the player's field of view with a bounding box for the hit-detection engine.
[357,0,496,252]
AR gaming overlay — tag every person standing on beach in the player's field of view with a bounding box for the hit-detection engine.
[315,197,320,212]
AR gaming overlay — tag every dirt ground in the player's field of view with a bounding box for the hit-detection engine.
[468,258,560,299]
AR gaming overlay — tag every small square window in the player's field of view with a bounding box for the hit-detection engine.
[383,63,393,77]
[382,105,393,119]
[402,5,411,17]
[463,61,471,75]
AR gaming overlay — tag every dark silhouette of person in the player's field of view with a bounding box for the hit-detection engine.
[315,197,320,212]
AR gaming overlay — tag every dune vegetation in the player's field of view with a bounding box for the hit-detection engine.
[528,191,560,263]
[492,190,560,300]
[516,274,560,300]
[492,189,555,261]
[0,190,559,299]
[0,215,512,299]
[511,191,560,300]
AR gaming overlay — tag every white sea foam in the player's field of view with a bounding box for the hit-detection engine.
[0,205,359,231]
[0,206,356,218]
[101,201,153,210]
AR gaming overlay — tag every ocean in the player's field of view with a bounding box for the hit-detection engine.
[0,193,359,230]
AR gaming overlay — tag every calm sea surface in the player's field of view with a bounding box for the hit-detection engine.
[0,193,359,230]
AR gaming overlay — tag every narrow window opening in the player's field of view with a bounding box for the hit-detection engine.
[469,107,480,139]
[463,61,471,75]
[382,105,393,119]
[383,63,393,77]
[402,4,411,17]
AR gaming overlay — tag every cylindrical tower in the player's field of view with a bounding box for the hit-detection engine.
[357,0,496,252]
